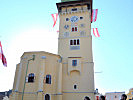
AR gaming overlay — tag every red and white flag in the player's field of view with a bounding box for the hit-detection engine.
[51,13,58,27]
[0,41,7,67]
[91,9,98,22]
[93,28,100,37]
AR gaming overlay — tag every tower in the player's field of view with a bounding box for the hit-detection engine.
[57,0,95,99]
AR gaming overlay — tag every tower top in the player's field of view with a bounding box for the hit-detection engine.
[56,0,92,14]
[61,0,80,2]
[61,0,92,2]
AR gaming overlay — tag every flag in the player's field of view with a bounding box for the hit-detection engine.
[0,41,7,67]
[93,28,100,37]
[91,9,98,22]
[56,30,59,33]
[51,13,58,27]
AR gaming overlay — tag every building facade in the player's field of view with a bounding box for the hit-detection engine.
[105,92,125,100]
[127,88,133,100]
[10,0,95,100]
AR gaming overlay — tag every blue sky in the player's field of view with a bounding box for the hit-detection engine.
[0,0,133,94]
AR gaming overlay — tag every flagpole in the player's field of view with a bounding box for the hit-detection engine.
[22,55,35,100]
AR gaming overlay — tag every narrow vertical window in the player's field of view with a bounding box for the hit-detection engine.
[74,85,77,89]
[71,26,78,32]
[46,75,51,84]
[74,40,76,45]
[77,39,80,45]
[75,27,77,31]
[72,27,74,32]
[72,60,77,66]
[45,94,50,100]
[70,40,73,45]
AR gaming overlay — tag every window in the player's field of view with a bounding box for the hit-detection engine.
[45,94,50,100]
[77,39,80,45]
[74,40,76,45]
[64,25,69,29]
[87,4,90,10]
[70,39,80,45]
[66,18,69,21]
[80,31,86,36]
[70,40,73,45]
[72,60,77,66]
[64,32,69,37]
[71,8,77,11]
[71,26,77,32]
[80,17,83,20]
[74,85,77,89]
[28,73,35,83]
[46,75,51,84]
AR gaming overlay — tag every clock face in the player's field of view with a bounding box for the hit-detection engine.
[70,16,79,23]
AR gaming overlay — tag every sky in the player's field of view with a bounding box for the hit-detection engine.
[0,0,133,94]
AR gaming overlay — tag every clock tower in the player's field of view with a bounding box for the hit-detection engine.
[57,0,95,100]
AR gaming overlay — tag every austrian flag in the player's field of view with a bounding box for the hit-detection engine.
[51,13,58,27]
[91,9,98,22]
[93,28,100,37]
[0,41,7,67]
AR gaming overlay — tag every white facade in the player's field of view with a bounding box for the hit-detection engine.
[105,92,125,100]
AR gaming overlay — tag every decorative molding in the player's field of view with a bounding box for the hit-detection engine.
[58,35,91,39]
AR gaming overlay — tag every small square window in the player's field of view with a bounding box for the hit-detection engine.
[66,18,69,21]
[72,60,77,66]
[80,17,83,20]
[71,8,77,11]
[28,73,35,83]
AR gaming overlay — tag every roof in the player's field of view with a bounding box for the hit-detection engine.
[56,0,92,13]
[62,0,81,2]
[21,51,61,58]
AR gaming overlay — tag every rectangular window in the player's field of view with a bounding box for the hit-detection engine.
[70,39,80,45]
[72,60,77,66]
[72,27,74,32]
[74,40,76,45]
[75,27,77,31]
[71,26,77,32]
[70,40,73,45]
[71,8,77,11]
[66,18,69,21]
[77,39,80,45]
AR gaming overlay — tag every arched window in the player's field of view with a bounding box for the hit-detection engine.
[28,73,34,83]
[46,75,51,84]
[45,94,50,100]
[74,85,77,89]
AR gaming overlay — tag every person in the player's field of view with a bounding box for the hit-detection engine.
[99,95,105,100]
[121,94,127,100]
[84,96,90,100]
